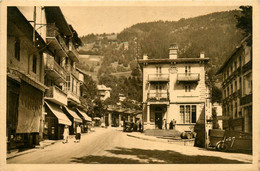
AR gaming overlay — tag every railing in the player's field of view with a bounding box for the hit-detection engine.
[45,85,67,105]
[46,24,69,52]
[147,92,169,101]
[240,93,252,105]
[148,74,169,82]
[71,67,79,79]
[242,60,252,74]
[46,55,67,81]
[68,42,79,60]
[177,73,200,82]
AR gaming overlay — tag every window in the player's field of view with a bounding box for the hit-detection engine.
[185,66,191,75]
[235,81,237,91]
[235,102,237,118]
[235,61,237,70]
[15,37,20,60]
[32,55,37,73]
[223,89,226,98]
[230,65,233,73]
[72,77,74,93]
[231,84,233,94]
[185,85,191,92]
[180,105,196,124]
[66,75,70,91]
[227,87,229,96]
[156,66,162,74]
[180,105,184,123]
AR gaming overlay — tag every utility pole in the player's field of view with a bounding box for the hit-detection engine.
[33,6,36,47]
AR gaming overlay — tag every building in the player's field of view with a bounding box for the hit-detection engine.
[43,7,83,139]
[7,7,48,148]
[97,84,112,101]
[216,36,252,133]
[137,44,211,132]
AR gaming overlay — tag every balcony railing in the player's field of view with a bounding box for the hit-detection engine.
[45,85,67,106]
[177,73,200,82]
[240,93,252,106]
[46,24,69,56]
[148,74,169,82]
[68,42,79,62]
[147,92,169,101]
[45,55,67,83]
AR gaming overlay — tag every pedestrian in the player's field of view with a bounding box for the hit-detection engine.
[173,119,176,129]
[169,120,173,129]
[139,121,142,132]
[164,119,167,130]
[63,125,69,144]
[75,125,81,143]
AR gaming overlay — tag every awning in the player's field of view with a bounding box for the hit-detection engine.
[63,106,82,123]
[45,102,72,126]
[76,108,92,122]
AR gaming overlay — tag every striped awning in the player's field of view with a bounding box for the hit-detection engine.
[63,106,82,123]
[76,108,92,121]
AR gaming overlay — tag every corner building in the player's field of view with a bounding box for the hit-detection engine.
[138,45,211,132]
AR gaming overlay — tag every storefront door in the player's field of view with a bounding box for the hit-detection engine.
[155,113,162,129]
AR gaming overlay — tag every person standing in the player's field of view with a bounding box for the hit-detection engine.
[75,125,81,143]
[63,125,69,144]
[169,120,173,129]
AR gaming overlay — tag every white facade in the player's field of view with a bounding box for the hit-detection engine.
[138,46,211,132]
[97,85,112,101]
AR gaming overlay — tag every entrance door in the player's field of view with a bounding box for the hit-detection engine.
[155,113,162,129]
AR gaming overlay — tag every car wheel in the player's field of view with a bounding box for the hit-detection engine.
[216,141,228,152]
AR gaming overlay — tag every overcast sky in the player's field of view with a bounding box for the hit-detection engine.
[60,6,240,36]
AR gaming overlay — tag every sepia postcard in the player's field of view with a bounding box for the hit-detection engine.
[0,0,259,171]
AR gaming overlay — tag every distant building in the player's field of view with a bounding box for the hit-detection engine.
[97,85,112,101]
[216,36,252,133]
[138,44,211,131]
[213,102,223,129]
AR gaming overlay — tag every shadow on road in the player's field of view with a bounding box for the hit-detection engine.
[71,147,249,164]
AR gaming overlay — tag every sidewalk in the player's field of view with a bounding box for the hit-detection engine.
[127,131,195,146]
[6,134,87,160]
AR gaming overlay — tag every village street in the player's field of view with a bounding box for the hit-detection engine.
[7,127,252,164]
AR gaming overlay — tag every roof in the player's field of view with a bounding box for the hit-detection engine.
[97,85,112,91]
[216,35,251,75]
[45,102,72,126]
[45,7,73,36]
[137,58,209,64]
[8,7,47,50]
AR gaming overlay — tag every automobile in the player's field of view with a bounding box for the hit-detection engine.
[208,129,225,147]
[216,130,252,152]
[123,121,133,132]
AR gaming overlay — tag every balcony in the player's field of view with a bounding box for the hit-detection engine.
[45,55,67,83]
[68,42,79,62]
[67,90,80,105]
[242,60,252,74]
[45,86,67,106]
[46,24,68,57]
[147,92,169,102]
[177,73,200,82]
[71,67,79,79]
[148,74,169,82]
[240,94,252,106]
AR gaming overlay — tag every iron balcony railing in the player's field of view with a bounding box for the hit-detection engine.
[177,73,200,82]
[68,41,79,62]
[147,92,169,101]
[45,55,67,82]
[148,74,169,82]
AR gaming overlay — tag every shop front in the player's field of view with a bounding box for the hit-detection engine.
[63,106,83,134]
[44,101,72,140]
[76,108,92,133]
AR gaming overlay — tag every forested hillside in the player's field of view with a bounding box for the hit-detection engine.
[77,9,246,106]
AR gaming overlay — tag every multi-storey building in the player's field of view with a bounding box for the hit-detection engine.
[138,45,211,131]
[7,7,48,148]
[216,36,252,133]
[43,7,83,139]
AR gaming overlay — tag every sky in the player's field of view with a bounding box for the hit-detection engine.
[60,6,240,36]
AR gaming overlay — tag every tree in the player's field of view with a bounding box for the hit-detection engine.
[236,6,252,36]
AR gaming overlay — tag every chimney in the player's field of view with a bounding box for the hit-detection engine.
[200,52,205,58]
[143,54,148,60]
[169,44,178,59]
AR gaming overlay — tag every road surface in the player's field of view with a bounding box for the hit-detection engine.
[7,127,252,164]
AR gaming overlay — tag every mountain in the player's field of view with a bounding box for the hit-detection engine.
[77,9,245,104]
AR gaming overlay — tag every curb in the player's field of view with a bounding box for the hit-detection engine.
[127,133,195,146]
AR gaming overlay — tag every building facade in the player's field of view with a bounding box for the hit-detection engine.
[138,45,211,132]
[97,84,112,101]
[7,7,48,148]
[216,36,252,133]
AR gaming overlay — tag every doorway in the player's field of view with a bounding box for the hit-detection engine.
[155,113,162,129]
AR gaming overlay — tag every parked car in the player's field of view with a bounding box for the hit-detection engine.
[208,129,225,147]
[123,121,133,132]
[215,130,252,152]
